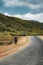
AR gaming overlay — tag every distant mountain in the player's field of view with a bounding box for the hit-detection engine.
[0,13,43,35]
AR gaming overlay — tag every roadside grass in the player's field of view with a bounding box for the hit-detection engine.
[0,32,12,41]
[0,29,43,45]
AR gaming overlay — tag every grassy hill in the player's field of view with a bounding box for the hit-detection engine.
[0,13,43,38]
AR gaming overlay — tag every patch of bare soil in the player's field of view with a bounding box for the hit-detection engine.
[38,36,43,40]
[0,36,29,59]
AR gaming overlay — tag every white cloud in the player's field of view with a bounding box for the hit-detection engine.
[4,12,12,16]
[3,0,43,10]
[29,3,43,10]
[4,12,43,23]
[14,13,43,22]
[3,0,24,7]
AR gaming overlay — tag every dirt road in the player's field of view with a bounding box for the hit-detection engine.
[0,36,29,59]
[0,36,43,65]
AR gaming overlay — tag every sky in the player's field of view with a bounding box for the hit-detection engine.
[0,0,43,22]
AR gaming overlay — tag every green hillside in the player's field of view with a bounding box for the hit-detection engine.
[0,13,43,37]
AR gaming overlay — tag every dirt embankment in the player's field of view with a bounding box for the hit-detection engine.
[0,36,29,59]
[38,36,43,40]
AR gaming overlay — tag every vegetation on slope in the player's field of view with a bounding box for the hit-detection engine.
[0,13,43,38]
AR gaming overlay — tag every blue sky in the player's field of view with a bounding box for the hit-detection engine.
[0,0,43,22]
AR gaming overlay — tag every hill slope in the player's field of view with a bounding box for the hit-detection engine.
[0,13,43,36]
